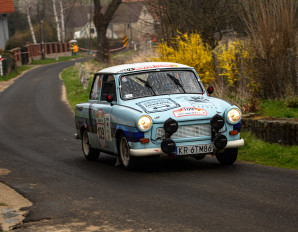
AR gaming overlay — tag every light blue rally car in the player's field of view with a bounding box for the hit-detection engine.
[75,62,244,169]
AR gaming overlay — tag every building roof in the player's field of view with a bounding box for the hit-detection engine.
[97,62,190,74]
[111,2,143,24]
[0,0,14,14]
[65,6,93,28]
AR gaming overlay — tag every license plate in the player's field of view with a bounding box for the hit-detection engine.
[175,144,213,156]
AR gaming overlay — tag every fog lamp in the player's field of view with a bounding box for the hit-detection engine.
[164,118,178,136]
[161,138,176,155]
[214,134,227,149]
[210,114,225,131]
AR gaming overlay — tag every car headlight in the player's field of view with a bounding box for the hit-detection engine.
[227,108,241,123]
[138,116,152,131]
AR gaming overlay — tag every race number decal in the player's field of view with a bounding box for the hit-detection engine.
[104,114,112,142]
[96,109,105,147]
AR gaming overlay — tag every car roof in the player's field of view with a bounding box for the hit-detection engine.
[97,62,191,74]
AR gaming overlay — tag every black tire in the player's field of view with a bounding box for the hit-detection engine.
[118,133,135,170]
[216,148,238,165]
[82,130,100,161]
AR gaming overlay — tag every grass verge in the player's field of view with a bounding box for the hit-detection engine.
[258,100,298,118]
[61,60,107,110]
[61,66,93,110]
[239,131,298,170]
[31,55,84,65]
[0,55,85,82]
[0,65,32,81]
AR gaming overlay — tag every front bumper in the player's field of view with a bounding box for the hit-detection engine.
[129,138,244,157]
[225,138,244,148]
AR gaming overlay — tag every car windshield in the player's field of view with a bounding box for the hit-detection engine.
[120,70,203,100]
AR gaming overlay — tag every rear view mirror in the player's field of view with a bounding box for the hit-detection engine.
[106,95,114,106]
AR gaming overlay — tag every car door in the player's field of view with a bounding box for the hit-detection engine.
[90,74,116,152]
[88,73,102,149]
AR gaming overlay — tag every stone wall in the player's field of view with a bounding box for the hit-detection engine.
[242,115,298,146]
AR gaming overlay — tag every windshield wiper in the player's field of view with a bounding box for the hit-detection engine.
[167,74,186,93]
[135,77,156,95]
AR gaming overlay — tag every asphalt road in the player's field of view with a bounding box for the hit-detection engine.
[0,60,297,232]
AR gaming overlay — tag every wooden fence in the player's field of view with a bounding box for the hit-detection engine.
[10,42,71,66]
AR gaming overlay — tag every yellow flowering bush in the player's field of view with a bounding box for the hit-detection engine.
[155,34,259,94]
[215,40,258,92]
[155,33,215,84]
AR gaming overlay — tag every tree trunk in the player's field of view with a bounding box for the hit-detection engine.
[60,0,65,42]
[93,0,122,63]
[53,0,61,42]
[25,3,37,44]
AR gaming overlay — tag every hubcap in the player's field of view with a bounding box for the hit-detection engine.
[120,137,130,166]
[82,131,90,155]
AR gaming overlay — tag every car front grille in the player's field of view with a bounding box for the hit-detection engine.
[156,124,211,139]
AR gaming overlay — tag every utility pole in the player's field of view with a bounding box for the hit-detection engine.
[40,20,45,59]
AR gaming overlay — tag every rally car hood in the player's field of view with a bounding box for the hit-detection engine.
[123,94,233,123]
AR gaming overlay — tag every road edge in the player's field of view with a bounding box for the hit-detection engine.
[0,170,32,231]
[0,66,41,93]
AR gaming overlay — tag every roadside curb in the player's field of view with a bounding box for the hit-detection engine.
[0,65,41,93]
[0,168,32,231]
[59,69,74,113]
[242,114,298,145]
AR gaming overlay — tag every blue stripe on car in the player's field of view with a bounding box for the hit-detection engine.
[233,122,241,132]
[112,124,144,142]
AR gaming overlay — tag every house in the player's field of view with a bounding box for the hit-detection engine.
[74,21,119,40]
[70,1,158,45]
[111,1,157,43]
[0,0,15,50]
[64,5,93,40]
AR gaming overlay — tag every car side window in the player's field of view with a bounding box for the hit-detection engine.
[100,75,116,102]
[89,74,102,100]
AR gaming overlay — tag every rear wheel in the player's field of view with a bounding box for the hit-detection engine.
[82,130,100,161]
[216,148,238,165]
[118,133,135,170]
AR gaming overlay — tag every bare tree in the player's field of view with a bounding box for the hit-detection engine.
[240,0,297,99]
[24,0,37,44]
[93,0,122,63]
[145,0,243,49]
[52,0,61,42]
[60,0,65,42]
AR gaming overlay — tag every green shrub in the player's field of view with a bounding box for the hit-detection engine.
[0,50,17,76]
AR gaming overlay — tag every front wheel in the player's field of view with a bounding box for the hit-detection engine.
[82,130,100,161]
[118,133,135,170]
[216,148,238,165]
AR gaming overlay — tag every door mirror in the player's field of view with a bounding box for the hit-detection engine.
[106,94,114,104]
[207,86,214,95]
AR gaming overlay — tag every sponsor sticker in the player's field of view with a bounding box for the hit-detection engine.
[173,107,207,117]
[104,114,112,142]
[96,109,105,147]
[136,98,180,113]
[124,94,133,99]
[118,64,178,73]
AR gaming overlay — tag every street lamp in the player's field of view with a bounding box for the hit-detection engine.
[40,20,45,59]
